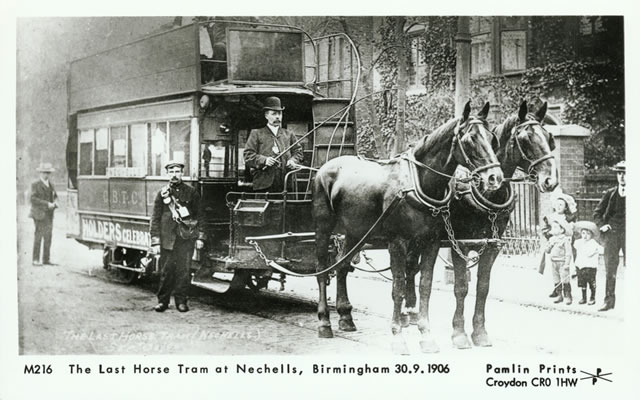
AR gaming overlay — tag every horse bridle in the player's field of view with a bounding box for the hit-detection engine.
[510,119,555,179]
[454,118,501,176]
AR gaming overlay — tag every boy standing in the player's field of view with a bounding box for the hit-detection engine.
[545,219,573,305]
[573,221,602,305]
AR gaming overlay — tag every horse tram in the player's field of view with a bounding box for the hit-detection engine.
[65,19,359,292]
[65,18,560,353]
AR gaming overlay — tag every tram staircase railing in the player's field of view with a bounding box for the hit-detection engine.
[292,34,359,200]
[289,98,356,200]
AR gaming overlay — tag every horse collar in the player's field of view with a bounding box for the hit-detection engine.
[468,181,516,212]
[404,154,455,209]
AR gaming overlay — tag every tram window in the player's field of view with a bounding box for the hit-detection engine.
[128,123,147,173]
[201,141,229,178]
[151,122,168,176]
[237,129,249,172]
[199,23,227,83]
[110,126,127,168]
[169,120,190,175]
[94,128,108,175]
[78,129,93,175]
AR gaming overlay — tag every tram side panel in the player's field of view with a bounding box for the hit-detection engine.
[72,178,166,252]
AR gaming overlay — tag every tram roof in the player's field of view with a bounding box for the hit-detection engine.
[201,85,315,97]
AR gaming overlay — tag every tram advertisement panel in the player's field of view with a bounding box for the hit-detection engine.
[77,179,147,215]
[79,214,151,250]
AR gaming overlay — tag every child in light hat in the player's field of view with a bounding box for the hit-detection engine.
[545,218,573,305]
[573,221,602,305]
[542,191,577,299]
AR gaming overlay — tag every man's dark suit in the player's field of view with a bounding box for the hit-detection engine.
[593,186,626,308]
[30,179,57,263]
[243,126,303,191]
[150,181,202,306]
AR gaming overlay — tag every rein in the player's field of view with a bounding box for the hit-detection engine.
[401,117,499,185]
[249,190,408,278]
[249,116,504,276]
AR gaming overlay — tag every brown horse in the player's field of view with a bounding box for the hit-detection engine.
[313,101,503,353]
[403,101,558,351]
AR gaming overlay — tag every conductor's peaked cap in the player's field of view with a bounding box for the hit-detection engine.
[165,160,185,170]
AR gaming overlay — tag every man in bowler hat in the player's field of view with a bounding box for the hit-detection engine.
[150,160,204,312]
[30,162,58,265]
[593,160,625,311]
[243,96,303,191]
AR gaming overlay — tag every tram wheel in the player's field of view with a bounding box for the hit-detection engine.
[245,273,271,293]
[106,247,141,284]
[228,270,253,291]
[114,266,139,284]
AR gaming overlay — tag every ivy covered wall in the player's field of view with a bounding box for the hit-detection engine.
[357,16,624,169]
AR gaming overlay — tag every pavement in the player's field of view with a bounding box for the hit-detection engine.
[347,249,625,319]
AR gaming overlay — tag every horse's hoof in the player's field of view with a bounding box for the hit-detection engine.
[471,331,492,347]
[400,313,410,328]
[419,338,440,354]
[452,332,472,350]
[339,318,357,332]
[409,312,419,325]
[318,326,334,339]
[391,340,411,355]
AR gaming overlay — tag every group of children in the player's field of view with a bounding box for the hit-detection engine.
[543,193,602,306]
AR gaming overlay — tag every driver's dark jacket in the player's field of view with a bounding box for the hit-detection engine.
[243,126,303,191]
[150,181,203,250]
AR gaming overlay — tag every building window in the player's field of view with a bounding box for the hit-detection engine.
[500,30,526,72]
[406,23,427,93]
[580,16,604,35]
[408,35,426,90]
[471,17,493,76]
[471,33,492,75]
[471,16,527,76]
[578,16,608,61]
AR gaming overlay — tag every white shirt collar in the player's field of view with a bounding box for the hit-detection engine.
[618,185,625,197]
[266,124,279,135]
[40,178,50,187]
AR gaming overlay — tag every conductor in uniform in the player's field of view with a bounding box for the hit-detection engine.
[243,96,303,191]
[30,162,58,266]
[150,160,204,312]
[593,160,625,312]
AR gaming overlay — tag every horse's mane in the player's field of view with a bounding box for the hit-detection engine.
[413,117,461,160]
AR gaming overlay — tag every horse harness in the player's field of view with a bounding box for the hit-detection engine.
[454,118,501,177]
[249,119,525,276]
[508,119,555,181]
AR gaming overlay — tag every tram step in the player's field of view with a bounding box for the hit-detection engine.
[191,278,231,293]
